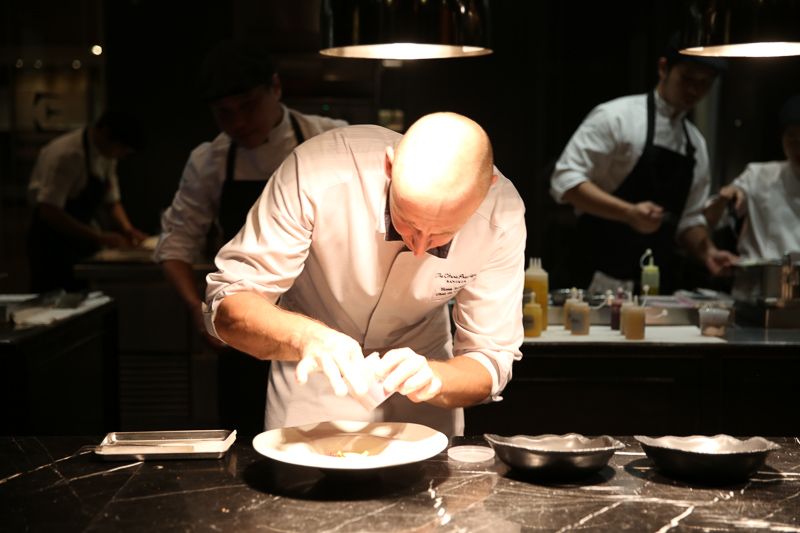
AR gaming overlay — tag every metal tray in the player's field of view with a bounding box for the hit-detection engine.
[91,429,236,461]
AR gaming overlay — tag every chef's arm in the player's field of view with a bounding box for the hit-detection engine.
[562,182,664,234]
[105,202,148,245]
[420,357,492,409]
[36,202,129,248]
[214,291,368,396]
[679,225,739,275]
[702,186,746,229]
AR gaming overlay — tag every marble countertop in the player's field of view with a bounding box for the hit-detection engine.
[3,435,799,532]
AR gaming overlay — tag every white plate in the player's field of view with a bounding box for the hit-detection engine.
[253,420,448,471]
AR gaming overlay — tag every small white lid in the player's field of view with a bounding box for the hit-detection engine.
[447,445,496,463]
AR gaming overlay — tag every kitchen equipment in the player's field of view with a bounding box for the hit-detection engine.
[698,307,731,336]
[484,433,624,480]
[88,429,236,460]
[635,434,780,483]
[731,253,800,328]
[252,420,448,472]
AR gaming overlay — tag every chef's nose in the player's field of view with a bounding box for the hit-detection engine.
[411,232,431,258]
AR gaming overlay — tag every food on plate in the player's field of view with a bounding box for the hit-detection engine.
[329,450,370,458]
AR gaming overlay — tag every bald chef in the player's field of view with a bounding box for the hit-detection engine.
[203,112,527,437]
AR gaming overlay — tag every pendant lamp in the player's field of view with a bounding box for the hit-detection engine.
[320,0,492,59]
[680,0,800,57]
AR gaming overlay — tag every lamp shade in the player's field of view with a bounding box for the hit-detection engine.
[680,0,800,57]
[320,0,492,59]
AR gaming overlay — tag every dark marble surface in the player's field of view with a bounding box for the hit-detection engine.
[2,435,800,532]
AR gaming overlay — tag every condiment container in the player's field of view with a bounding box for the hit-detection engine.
[563,287,579,330]
[523,292,543,338]
[570,301,590,335]
[525,258,549,331]
[698,307,730,337]
[619,300,635,335]
[625,296,646,340]
[641,249,660,296]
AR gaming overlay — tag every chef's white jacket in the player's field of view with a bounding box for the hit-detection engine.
[728,161,800,259]
[154,105,347,264]
[28,128,121,208]
[204,124,527,437]
[550,91,711,237]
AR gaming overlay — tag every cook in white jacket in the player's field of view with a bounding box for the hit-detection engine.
[204,113,527,436]
[704,93,800,260]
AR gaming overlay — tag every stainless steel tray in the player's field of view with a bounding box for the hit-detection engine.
[90,429,236,461]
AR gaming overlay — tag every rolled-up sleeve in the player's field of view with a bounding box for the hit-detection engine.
[154,147,221,264]
[550,107,621,204]
[452,187,526,402]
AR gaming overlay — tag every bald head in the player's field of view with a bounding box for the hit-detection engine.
[390,112,494,207]
[385,112,498,257]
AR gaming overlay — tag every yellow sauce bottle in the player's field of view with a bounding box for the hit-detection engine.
[525,258,549,331]
[523,292,543,338]
[641,249,660,296]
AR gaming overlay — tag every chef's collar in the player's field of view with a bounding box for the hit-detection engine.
[383,186,451,259]
[654,90,688,124]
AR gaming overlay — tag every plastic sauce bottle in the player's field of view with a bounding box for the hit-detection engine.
[524,258,549,331]
[570,294,590,335]
[625,295,646,340]
[619,297,635,335]
[523,291,543,338]
[563,287,579,330]
[610,287,624,330]
[640,249,660,296]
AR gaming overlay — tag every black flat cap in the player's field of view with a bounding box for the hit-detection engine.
[665,31,728,72]
[198,38,276,102]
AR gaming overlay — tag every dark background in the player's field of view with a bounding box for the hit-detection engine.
[2,0,799,293]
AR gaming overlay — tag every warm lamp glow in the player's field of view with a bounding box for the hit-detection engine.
[320,0,491,60]
[91,45,103,56]
[682,42,800,58]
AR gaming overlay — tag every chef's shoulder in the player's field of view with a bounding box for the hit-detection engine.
[570,94,646,146]
[38,129,84,162]
[184,131,231,172]
[289,109,349,137]
[731,161,783,194]
[293,124,399,166]
[475,171,526,230]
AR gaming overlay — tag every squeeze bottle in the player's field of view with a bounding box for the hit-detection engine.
[563,287,579,330]
[523,292,543,338]
[625,295,646,340]
[640,249,660,296]
[524,258,549,331]
[570,293,590,335]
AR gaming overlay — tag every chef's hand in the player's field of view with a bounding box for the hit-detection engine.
[376,348,442,403]
[295,328,368,397]
[625,201,664,234]
[718,185,745,211]
[124,227,149,247]
[705,249,739,276]
[97,231,133,249]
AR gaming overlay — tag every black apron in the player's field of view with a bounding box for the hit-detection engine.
[564,92,696,294]
[213,112,304,434]
[216,112,305,244]
[27,129,108,293]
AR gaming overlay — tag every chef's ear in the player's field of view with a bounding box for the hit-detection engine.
[491,174,498,186]
[384,146,394,180]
